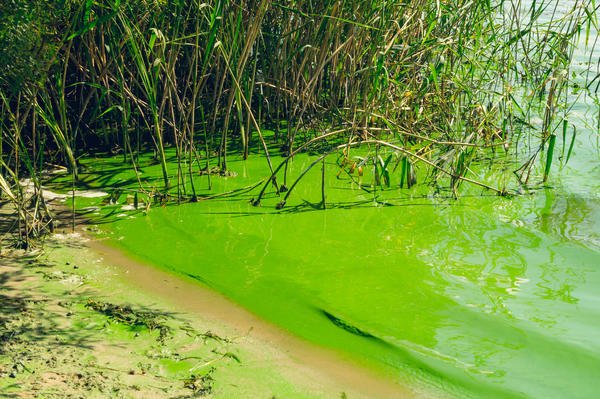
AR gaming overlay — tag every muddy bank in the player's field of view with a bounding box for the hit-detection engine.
[0,237,238,398]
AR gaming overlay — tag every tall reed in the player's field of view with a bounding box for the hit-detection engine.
[1,0,598,236]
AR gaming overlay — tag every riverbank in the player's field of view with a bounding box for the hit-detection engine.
[0,207,425,398]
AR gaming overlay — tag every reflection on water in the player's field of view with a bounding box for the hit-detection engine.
[417,197,600,398]
[531,191,600,250]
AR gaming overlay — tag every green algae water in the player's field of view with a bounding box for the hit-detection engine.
[59,4,600,398]
[92,128,600,398]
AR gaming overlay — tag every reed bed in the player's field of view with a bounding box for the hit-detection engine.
[0,0,598,244]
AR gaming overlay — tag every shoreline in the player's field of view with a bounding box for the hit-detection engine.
[1,214,437,398]
[86,234,424,398]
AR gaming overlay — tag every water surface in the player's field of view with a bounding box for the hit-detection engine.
[99,132,599,398]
